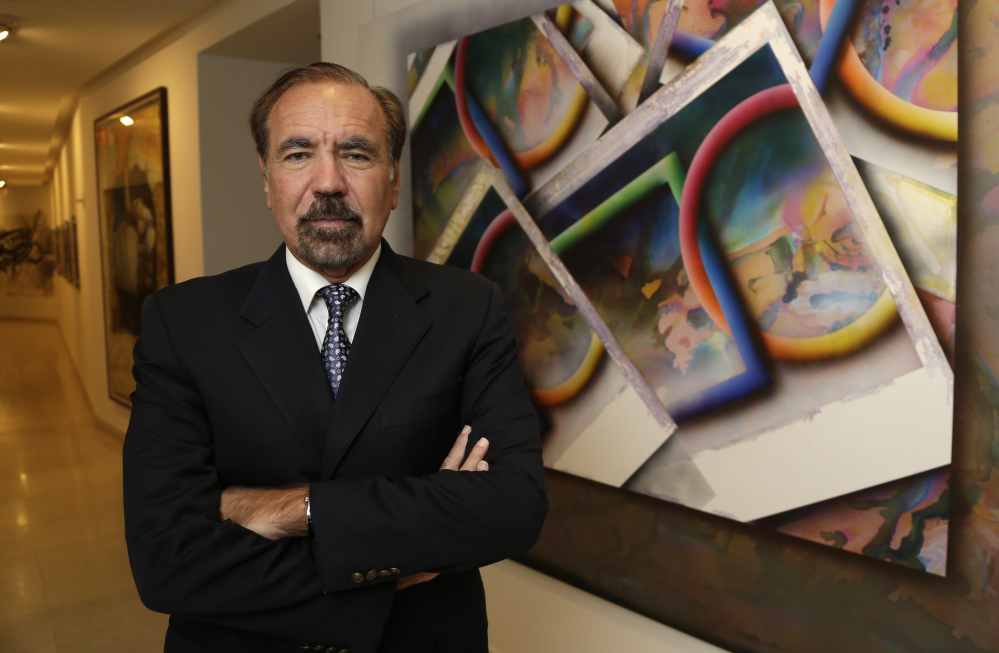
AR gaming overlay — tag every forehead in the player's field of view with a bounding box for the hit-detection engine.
[268,82,386,147]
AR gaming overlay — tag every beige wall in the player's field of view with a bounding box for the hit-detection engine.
[197,54,293,276]
[483,561,728,653]
[51,115,87,374]
[45,0,722,649]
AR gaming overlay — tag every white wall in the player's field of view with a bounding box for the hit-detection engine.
[484,561,729,653]
[51,117,86,373]
[197,54,294,275]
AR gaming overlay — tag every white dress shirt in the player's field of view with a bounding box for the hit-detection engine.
[285,244,381,349]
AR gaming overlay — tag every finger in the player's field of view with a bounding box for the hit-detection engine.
[439,425,471,471]
[459,437,489,472]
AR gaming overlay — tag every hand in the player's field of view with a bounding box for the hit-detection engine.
[395,571,439,591]
[393,429,487,591]
[439,425,490,472]
[219,486,309,539]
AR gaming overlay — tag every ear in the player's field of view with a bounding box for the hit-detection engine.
[258,154,272,210]
[390,159,401,211]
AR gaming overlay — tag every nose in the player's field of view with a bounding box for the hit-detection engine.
[312,152,347,197]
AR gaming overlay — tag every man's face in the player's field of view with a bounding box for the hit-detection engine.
[260,82,400,281]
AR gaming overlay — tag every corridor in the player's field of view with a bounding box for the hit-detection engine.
[0,319,167,652]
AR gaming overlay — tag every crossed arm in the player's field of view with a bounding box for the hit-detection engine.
[218,426,491,590]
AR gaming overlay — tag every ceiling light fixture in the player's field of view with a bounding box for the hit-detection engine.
[0,14,18,42]
[120,116,134,126]
[0,181,6,189]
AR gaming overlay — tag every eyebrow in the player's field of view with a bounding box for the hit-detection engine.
[340,137,378,155]
[276,137,313,154]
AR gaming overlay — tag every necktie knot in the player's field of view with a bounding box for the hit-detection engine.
[317,284,358,397]
[318,283,358,316]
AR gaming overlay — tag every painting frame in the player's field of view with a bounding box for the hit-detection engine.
[94,87,174,407]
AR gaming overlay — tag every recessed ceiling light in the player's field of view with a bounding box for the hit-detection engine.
[0,14,18,42]
[120,116,134,126]
[0,181,7,189]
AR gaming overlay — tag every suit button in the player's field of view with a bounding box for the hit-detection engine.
[338,649,351,653]
[325,647,337,652]
[389,568,401,576]
[312,646,325,652]
[365,569,378,582]
[350,573,365,584]
[299,645,312,650]
[378,569,392,578]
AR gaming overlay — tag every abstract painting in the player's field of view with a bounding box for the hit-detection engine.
[409,0,956,573]
[0,209,54,296]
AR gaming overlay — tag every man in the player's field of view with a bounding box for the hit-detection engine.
[123,63,548,653]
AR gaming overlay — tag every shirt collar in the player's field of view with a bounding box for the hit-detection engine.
[286,243,381,312]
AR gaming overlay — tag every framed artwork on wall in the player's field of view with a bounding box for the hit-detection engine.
[94,87,174,407]
[410,0,954,557]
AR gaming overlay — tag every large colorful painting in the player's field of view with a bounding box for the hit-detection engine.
[394,0,999,646]
[94,88,173,406]
[412,0,955,568]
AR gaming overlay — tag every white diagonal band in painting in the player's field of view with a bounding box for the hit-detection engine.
[638,0,684,105]
[530,12,623,124]
[426,162,491,264]
[409,39,457,131]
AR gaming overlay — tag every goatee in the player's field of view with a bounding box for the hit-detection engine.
[295,195,365,270]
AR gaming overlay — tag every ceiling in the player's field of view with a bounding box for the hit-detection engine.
[0,0,228,187]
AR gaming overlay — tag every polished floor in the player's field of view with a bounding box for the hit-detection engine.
[0,319,168,652]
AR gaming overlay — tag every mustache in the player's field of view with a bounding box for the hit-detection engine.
[298,195,362,223]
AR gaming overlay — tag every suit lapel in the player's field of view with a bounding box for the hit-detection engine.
[238,246,334,462]
[321,244,431,478]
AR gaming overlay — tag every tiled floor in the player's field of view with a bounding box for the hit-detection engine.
[0,319,168,652]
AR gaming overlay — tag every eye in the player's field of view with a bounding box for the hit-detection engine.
[286,152,309,162]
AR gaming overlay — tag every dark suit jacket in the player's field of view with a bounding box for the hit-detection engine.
[123,242,548,653]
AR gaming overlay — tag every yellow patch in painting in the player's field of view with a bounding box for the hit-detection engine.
[641,278,662,299]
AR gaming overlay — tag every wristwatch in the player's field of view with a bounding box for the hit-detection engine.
[304,494,314,539]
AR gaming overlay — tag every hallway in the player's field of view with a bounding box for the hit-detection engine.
[0,319,166,652]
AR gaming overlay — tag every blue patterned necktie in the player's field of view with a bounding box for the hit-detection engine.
[317,284,358,397]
